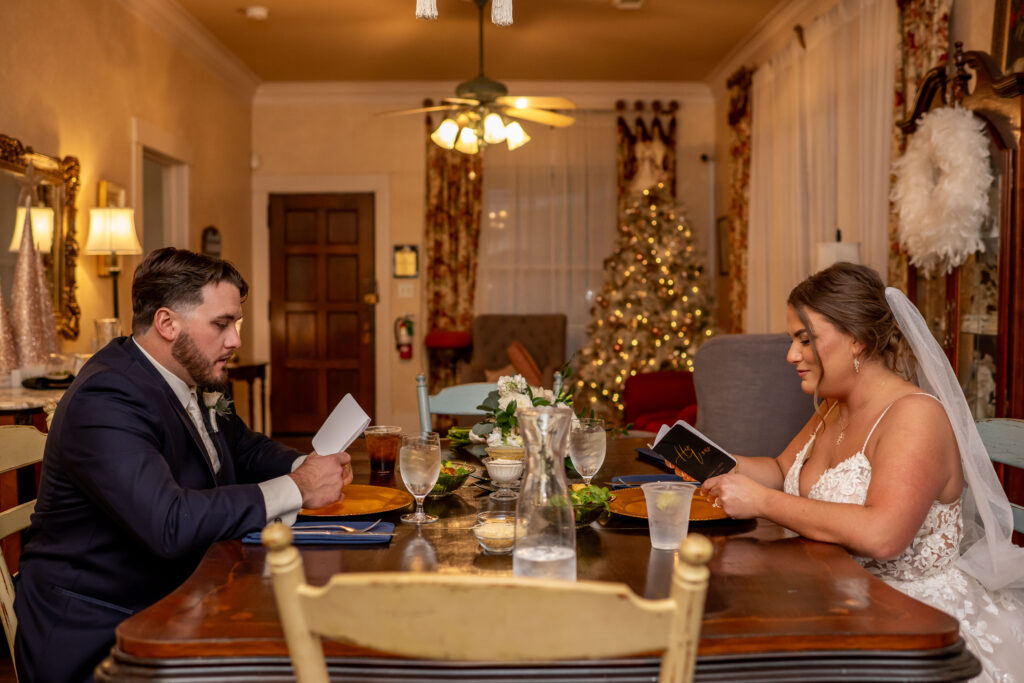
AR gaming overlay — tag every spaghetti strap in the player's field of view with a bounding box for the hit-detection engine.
[861,392,937,452]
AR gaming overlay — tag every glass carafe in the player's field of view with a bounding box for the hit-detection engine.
[513,405,576,581]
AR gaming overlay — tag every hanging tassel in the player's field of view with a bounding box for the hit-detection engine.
[416,0,437,20]
[492,0,513,26]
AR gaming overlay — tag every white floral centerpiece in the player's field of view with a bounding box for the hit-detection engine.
[470,373,572,447]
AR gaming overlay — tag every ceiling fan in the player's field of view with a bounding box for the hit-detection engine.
[384,0,576,154]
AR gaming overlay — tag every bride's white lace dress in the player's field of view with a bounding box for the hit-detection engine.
[783,421,1024,682]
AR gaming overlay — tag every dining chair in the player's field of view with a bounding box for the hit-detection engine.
[976,418,1024,534]
[692,333,814,459]
[0,424,47,669]
[415,373,490,433]
[262,522,712,683]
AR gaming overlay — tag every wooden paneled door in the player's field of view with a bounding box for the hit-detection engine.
[269,193,376,435]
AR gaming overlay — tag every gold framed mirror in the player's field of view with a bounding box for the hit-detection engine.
[0,133,81,340]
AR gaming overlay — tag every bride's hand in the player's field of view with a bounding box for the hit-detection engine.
[702,474,763,519]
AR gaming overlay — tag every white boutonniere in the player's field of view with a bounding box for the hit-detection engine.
[202,391,233,432]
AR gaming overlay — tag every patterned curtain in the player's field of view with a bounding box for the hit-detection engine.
[616,100,678,212]
[888,0,951,289]
[725,67,754,333]
[424,113,483,390]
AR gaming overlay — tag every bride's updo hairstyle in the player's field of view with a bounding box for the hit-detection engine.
[787,262,916,381]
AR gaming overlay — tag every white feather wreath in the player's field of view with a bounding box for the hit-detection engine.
[892,107,993,276]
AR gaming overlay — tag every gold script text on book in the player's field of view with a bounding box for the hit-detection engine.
[674,443,710,465]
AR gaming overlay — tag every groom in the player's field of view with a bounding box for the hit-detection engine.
[13,247,353,682]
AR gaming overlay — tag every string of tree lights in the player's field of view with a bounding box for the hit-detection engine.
[574,183,715,419]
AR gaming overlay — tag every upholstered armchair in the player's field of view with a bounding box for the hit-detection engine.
[458,314,567,389]
[692,333,814,459]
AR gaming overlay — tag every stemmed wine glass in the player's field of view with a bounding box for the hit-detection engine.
[569,417,606,486]
[399,431,442,524]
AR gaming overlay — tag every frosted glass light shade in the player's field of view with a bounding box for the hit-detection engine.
[430,118,459,150]
[85,208,142,255]
[483,113,507,144]
[10,207,54,253]
[454,127,479,155]
[504,121,530,151]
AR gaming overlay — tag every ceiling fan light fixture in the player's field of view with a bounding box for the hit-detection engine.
[431,118,460,150]
[483,113,507,144]
[455,126,480,155]
[505,121,530,151]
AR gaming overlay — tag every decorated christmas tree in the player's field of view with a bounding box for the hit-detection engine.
[574,183,714,420]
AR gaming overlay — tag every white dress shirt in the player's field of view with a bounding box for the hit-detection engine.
[132,339,304,524]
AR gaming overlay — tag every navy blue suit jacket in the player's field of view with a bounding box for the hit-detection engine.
[13,338,301,682]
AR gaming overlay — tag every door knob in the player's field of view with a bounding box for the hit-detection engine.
[363,292,379,305]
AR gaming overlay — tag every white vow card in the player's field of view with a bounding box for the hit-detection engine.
[311,394,371,455]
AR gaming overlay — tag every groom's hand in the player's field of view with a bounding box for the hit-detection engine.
[289,451,351,508]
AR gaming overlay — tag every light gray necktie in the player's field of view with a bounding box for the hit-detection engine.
[187,389,221,474]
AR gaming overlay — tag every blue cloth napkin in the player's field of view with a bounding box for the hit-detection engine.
[611,474,688,489]
[243,520,394,545]
[635,446,672,470]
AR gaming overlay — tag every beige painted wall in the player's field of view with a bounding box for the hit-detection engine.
[252,83,714,430]
[0,0,253,355]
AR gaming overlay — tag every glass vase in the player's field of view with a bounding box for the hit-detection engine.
[513,405,576,581]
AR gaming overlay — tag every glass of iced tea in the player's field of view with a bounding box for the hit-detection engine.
[364,426,401,475]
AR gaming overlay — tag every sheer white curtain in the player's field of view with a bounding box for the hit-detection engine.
[747,0,896,332]
[477,111,618,358]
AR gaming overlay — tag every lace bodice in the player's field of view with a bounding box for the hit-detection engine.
[783,433,962,581]
[782,407,1024,682]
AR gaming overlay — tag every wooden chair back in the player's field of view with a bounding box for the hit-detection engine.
[976,418,1024,533]
[0,425,47,667]
[415,373,490,432]
[262,523,712,683]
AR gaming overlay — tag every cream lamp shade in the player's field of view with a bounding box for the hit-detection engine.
[815,242,861,272]
[85,208,142,256]
[10,207,55,253]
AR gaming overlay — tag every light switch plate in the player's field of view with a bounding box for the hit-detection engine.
[397,282,414,299]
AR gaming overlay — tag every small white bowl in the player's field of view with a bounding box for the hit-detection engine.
[483,456,524,485]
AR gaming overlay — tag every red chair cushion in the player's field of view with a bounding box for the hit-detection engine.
[424,330,472,349]
[632,404,698,433]
[623,371,697,423]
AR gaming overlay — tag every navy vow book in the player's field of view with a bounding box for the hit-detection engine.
[636,421,736,483]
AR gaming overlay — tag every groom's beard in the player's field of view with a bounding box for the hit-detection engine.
[172,331,228,390]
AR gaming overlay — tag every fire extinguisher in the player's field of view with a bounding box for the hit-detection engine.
[395,316,414,360]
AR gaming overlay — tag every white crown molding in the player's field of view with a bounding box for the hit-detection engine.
[114,0,260,97]
[255,80,712,109]
[705,0,838,87]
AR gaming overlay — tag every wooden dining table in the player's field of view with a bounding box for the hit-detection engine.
[96,437,980,682]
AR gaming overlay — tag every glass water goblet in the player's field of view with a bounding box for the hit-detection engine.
[569,417,606,486]
[399,431,442,525]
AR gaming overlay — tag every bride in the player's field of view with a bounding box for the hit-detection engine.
[700,263,1024,682]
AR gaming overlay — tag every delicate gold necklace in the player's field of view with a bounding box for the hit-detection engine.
[835,407,848,447]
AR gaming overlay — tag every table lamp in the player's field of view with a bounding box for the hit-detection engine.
[814,229,861,273]
[10,207,55,253]
[85,207,142,320]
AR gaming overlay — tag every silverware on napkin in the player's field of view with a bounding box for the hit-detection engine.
[297,520,383,533]
[294,530,395,537]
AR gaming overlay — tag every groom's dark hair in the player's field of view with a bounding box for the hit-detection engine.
[131,247,248,334]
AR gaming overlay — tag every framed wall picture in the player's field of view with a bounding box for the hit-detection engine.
[393,244,418,278]
[716,216,730,276]
[992,0,1024,74]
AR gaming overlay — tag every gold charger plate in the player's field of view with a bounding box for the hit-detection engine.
[608,486,730,522]
[299,484,413,518]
